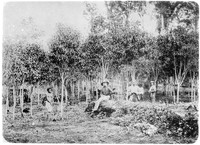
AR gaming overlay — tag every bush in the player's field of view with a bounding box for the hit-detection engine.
[108,102,198,140]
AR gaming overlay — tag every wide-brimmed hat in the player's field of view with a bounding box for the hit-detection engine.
[101,79,109,86]
[47,87,53,93]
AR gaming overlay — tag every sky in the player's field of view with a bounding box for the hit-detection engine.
[3,2,107,43]
[3,1,158,47]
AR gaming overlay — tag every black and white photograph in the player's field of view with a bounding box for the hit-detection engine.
[2,0,199,143]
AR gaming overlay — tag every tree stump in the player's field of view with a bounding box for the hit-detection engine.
[85,100,116,117]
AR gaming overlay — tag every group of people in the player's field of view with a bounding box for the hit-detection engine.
[92,79,157,112]
[127,81,156,102]
[127,82,144,101]
[42,79,157,114]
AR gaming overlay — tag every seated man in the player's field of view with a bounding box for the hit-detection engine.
[127,82,140,101]
[92,79,112,112]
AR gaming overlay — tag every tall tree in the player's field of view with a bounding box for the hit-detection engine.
[158,26,198,103]
[49,24,81,119]
[3,41,25,119]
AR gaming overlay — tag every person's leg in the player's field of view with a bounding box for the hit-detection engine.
[137,94,141,101]
[153,93,156,102]
[150,93,152,102]
[103,95,110,100]
[151,93,155,103]
[138,94,141,101]
[93,95,110,111]
[93,97,103,111]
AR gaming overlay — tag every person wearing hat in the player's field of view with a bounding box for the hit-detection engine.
[92,79,112,112]
[149,81,156,103]
[43,87,53,112]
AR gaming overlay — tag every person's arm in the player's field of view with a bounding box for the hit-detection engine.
[100,88,103,96]
[149,86,152,92]
[149,85,156,92]
[108,87,113,96]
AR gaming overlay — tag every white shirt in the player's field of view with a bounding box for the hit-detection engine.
[149,85,156,93]
[128,85,144,95]
[137,86,144,95]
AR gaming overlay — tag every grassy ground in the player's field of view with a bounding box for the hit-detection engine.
[2,101,198,143]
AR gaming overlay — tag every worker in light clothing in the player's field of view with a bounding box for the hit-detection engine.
[92,79,112,112]
[46,88,53,112]
[127,82,141,101]
[149,81,156,103]
[137,84,144,101]
[42,88,54,120]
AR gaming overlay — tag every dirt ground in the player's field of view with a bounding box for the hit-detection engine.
[2,102,198,143]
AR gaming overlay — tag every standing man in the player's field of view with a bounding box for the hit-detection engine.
[92,79,112,112]
[149,81,156,103]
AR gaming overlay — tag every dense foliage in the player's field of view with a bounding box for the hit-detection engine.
[108,102,198,142]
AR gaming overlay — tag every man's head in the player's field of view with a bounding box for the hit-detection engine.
[151,81,155,85]
[101,79,109,87]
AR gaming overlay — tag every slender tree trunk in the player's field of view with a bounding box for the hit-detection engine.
[193,79,196,102]
[190,78,193,102]
[13,86,16,120]
[61,73,64,119]
[192,72,196,102]
[173,87,176,104]
[37,82,40,105]
[163,80,166,96]
[86,80,88,104]
[65,86,68,105]
[20,88,23,112]
[126,82,129,100]
[161,14,165,31]
[82,80,86,102]
[86,78,91,104]
[56,82,58,100]
[89,79,91,102]
[22,87,24,111]
[177,83,180,103]
[53,81,58,102]
[95,85,98,100]
[77,80,80,103]
[72,81,74,103]
[131,68,136,83]
[30,87,33,117]
[192,82,194,102]
[90,80,93,100]
[169,77,176,103]
[120,76,123,100]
